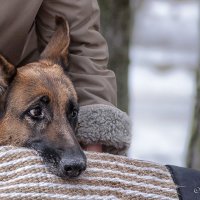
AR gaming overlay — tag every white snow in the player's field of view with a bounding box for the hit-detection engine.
[128,0,198,166]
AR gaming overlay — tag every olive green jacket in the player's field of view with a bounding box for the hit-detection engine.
[0,0,117,107]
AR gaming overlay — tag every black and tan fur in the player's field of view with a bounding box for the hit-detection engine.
[0,17,86,178]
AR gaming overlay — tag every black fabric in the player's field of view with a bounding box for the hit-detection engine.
[166,165,200,200]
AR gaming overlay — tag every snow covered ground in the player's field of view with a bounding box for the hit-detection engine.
[128,0,198,166]
[128,61,195,166]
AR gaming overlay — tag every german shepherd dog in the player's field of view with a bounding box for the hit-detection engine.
[0,17,86,178]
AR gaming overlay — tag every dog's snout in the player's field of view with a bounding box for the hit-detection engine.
[58,146,87,178]
[62,159,86,178]
[25,138,87,178]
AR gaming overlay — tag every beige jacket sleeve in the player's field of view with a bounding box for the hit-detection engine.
[36,0,117,107]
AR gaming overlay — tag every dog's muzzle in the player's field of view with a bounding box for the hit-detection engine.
[25,139,87,178]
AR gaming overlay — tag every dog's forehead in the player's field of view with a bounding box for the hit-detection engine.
[17,62,72,89]
[8,61,77,107]
[18,61,64,78]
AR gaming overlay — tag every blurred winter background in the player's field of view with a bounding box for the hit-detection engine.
[128,0,198,167]
[99,0,199,168]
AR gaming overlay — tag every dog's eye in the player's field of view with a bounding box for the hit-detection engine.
[28,106,44,120]
[70,109,78,119]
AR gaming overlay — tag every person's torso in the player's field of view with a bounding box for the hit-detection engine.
[0,0,43,65]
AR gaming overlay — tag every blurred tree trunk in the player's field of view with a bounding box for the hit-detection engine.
[187,9,200,169]
[98,0,131,113]
[187,71,200,168]
[187,68,200,169]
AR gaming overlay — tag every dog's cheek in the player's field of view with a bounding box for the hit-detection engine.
[0,130,29,146]
[0,118,31,146]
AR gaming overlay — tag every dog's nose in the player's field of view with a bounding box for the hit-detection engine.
[63,159,86,178]
[60,147,87,178]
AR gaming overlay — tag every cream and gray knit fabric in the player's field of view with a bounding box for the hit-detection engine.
[0,146,178,200]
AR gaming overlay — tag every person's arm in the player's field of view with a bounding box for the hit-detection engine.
[36,0,117,107]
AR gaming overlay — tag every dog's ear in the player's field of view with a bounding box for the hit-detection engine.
[40,16,70,70]
[0,55,16,96]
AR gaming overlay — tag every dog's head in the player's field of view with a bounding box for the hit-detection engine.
[0,17,86,178]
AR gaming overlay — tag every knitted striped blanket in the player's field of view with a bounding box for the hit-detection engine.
[0,146,178,200]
